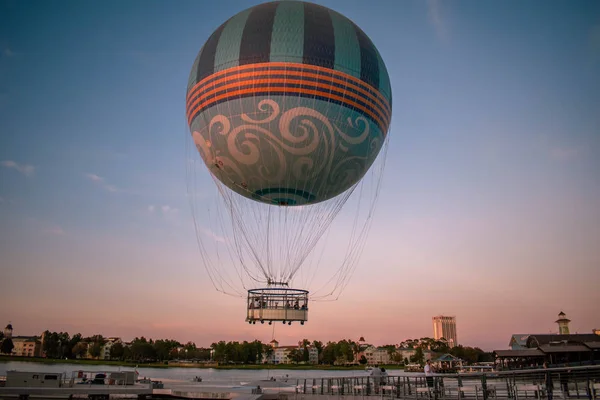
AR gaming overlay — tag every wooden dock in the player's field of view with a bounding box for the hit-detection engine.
[0,382,153,399]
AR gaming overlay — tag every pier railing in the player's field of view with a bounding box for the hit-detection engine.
[289,365,600,399]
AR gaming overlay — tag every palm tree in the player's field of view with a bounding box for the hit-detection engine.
[352,341,362,363]
[298,339,311,362]
[264,345,274,363]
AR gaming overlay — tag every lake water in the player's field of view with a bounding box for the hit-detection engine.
[0,361,381,387]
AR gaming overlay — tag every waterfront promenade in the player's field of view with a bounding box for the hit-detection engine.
[0,365,598,399]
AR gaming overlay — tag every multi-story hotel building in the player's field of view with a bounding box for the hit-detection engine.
[432,315,458,347]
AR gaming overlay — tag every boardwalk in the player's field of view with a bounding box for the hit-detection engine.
[283,365,600,400]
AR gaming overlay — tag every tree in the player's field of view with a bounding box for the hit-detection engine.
[0,338,14,355]
[335,340,354,364]
[72,342,88,359]
[183,341,197,360]
[211,341,227,363]
[263,344,273,363]
[66,333,83,359]
[288,348,302,364]
[153,340,171,361]
[352,342,362,363]
[123,345,133,361]
[392,352,404,364]
[253,341,264,364]
[43,331,61,358]
[419,337,435,350]
[0,331,4,342]
[130,337,156,361]
[88,342,102,359]
[85,335,107,348]
[312,340,323,363]
[431,338,450,353]
[321,342,337,365]
[381,344,397,363]
[410,347,424,365]
[110,342,125,360]
[56,332,71,359]
[298,339,310,363]
[449,345,493,364]
[359,355,368,365]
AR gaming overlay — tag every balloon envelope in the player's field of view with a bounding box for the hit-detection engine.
[186,0,392,206]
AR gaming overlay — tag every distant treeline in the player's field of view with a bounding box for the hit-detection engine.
[0,330,492,365]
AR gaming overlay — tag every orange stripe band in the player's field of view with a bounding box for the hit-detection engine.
[185,76,390,129]
[186,84,389,134]
[186,62,391,115]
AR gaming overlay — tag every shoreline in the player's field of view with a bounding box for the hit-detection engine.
[0,356,404,371]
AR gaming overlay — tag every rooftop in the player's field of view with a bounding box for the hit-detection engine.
[538,344,591,353]
[527,334,600,348]
[494,349,546,358]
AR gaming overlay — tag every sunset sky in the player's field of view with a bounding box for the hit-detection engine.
[1,0,599,351]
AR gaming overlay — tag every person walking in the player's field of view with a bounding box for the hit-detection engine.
[543,362,553,400]
[425,360,435,388]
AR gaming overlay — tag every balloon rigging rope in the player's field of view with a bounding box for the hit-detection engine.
[184,96,391,301]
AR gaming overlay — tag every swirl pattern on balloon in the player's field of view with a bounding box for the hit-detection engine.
[190,96,385,206]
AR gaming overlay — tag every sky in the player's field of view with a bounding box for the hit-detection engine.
[1,0,599,352]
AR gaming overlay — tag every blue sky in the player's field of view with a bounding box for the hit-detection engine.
[1,0,599,350]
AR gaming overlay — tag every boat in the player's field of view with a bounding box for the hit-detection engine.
[0,370,153,399]
[404,364,423,372]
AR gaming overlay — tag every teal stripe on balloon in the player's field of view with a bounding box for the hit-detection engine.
[329,10,361,79]
[254,187,316,202]
[375,49,392,106]
[269,1,304,63]
[187,52,201,90]
[213,8,252,72]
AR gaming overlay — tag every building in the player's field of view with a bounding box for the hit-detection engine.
[495,333,600,368]
[432,315,458,347]
[82,337,123,360]
[352,337,373,364]
[268,339,287,364]
[11,337,42,357]
[497,312,600,369]
[101,337,122,360]
[396,348,416,363]
[363,346,391,365]
[268,339,318,364]
[556,311,571,335]
[307,346,319,364]
[2,324,42,357]
[508,334,531,350]
[360,346,434,365]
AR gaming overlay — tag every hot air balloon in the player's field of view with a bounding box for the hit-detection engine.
[185,0,392,325]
